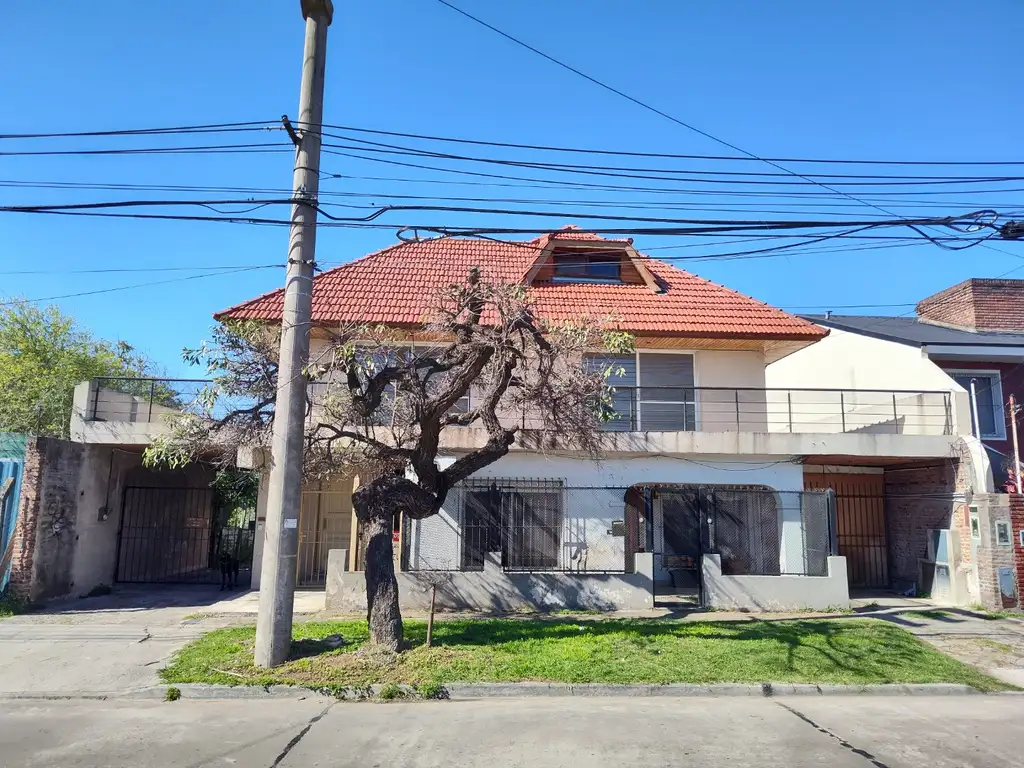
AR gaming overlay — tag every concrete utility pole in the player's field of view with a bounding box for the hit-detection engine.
[255,0,334,669]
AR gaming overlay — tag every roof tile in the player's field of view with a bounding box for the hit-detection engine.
[216,233,825,340]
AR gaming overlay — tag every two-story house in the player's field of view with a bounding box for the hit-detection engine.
[62,229,993,612]
[203,227,980,612]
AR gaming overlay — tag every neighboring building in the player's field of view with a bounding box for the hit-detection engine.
[802,278,1024,489]
[767,277,1024,609]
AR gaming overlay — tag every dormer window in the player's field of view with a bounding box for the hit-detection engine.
[551,250,623,283]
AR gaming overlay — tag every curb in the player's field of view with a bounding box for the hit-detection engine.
[1,682,1004,702]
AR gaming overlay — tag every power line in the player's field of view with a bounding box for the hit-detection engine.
[427,0,1020,265]
[0,266,277,306]
[0,120,277,140]
[318,122,1024,168]
[318,133,1024,184]
[0,142,291,157]
[6,178,1021,213]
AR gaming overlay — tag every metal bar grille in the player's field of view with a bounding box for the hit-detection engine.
[115,486,255,585]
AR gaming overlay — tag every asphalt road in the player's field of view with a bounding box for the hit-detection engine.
[1,695,1023,768]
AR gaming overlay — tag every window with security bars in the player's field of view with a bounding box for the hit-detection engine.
[461,480,564,570]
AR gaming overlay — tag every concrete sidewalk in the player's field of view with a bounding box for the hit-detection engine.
[2,585,1022,698]
[870,605,1024,688]
[0,587,324,697]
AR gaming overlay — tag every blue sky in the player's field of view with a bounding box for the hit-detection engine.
[1,0,1022,377]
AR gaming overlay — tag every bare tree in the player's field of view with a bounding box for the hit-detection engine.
[147,271,633,650]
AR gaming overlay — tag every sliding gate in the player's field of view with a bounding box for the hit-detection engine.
[115,486,255,584]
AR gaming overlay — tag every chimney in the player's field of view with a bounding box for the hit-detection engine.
[916,278,1024,332]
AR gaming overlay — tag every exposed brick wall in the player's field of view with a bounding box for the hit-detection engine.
[972,494,1018,609]
[885,462,960,587]
[6,439,43,599]
[917,278,1024,331]
[6,437,85,602]
[1012,495,1024,604]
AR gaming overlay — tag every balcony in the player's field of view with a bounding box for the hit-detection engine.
[72,376,958,460]
[598,387,953,436]
[71,377,219,445]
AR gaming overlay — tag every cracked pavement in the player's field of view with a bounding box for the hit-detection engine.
[2,696,1024,767]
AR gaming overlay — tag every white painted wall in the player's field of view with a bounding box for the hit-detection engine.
[447,452,804,491]
[405,452,806,575]
[694,350,769,432]
[765,326,971,436]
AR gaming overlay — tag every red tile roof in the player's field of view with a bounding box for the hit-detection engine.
[215,232,826,340]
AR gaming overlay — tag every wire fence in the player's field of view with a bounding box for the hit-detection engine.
[402,481,835,577]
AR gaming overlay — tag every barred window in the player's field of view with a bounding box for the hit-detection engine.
[461,480,564,570]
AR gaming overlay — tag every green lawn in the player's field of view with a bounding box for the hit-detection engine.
[161,617,1011,692]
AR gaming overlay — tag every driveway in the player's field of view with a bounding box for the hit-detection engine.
[860,601,1024,688]
[2,696,1024,767]
[0,587,325,697]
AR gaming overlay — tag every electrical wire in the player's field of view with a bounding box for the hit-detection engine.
[0,265,277,306]
[317,122,1024,168]
[426,0,1017,258]
[0,121,278,140]
[318,133,1024,185]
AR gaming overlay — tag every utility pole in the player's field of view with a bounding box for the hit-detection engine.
[255,0,334,669]
[1010,394,1022,494]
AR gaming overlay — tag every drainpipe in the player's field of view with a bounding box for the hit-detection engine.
[1010,394,1022,494]
[969,378,982,440]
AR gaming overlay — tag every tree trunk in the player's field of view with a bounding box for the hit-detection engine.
[361,509,403,651]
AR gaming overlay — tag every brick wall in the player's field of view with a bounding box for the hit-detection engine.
[6,438,43,599]
[884,462,961,587]
[972,494,1019,609]
[6,437,85,602]
[1012,495,1024,604]
[917,278,1024,331]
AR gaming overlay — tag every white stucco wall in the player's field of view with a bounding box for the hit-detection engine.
[445,452,804,491]
[765,326,971,436]
[694,350,769,432]
[404,452,807,575]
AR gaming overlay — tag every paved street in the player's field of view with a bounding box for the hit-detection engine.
[1,695,1023,767]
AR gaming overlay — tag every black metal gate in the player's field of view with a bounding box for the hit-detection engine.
[115,486,255,584]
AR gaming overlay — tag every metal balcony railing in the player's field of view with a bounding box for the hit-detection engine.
[86,377,214,423]
[597,386,954,436]
[88,378,955,437]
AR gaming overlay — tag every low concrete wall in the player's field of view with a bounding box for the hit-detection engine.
[326,551,656,612]
[701,554,850,611]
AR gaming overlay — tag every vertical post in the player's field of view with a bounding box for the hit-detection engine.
[787,390,793,433]
[892,392,898,434]
[255,0,334,669]
[840,391,846,432]
[734,389,740,431]
[1010,394,1022,494]
[91,380,101,421]
[969,379,982,440]
[147,380,155,423]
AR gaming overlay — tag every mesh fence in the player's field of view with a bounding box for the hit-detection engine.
[401,482,834,577]
[701,488,832,577]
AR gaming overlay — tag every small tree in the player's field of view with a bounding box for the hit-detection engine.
[0,299,156,438]
[147,272,632,651]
